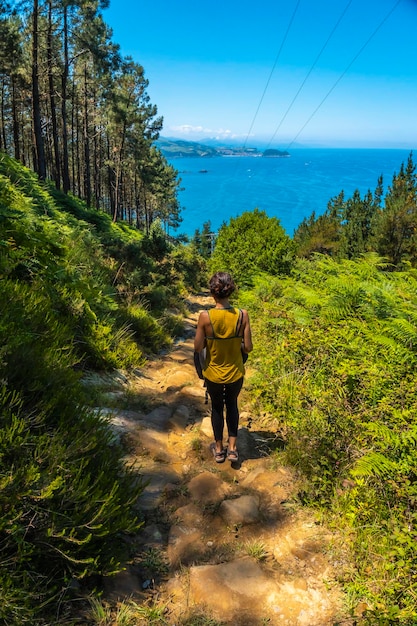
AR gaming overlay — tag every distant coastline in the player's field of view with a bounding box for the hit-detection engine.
[156,137,290,159]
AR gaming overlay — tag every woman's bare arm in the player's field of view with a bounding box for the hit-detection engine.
[242,310,253,353]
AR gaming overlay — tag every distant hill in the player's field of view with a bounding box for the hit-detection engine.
[157,137,290,158]
[156,138,219,157]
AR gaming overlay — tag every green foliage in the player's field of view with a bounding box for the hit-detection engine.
[0,385,146,622]
[209,208,295,287]
[0,153,192,368]
[192,220,214,258]
[294,154,417,271]
[294,203,342,258]
[375,154,417,268]
[118,303,171,353]
[245,254,417,619]
[0,154,203,623]
[167,241,207,292]
[86,596,169,625]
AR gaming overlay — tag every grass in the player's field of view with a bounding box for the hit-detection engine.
[87,597,169,625]
[242,540,268,561]
[138,547,169,575]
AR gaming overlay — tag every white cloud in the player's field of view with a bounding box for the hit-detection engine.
[168,124,247,140]
[170,125,211,134]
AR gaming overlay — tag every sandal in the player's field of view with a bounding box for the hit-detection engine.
[227,449,239,462]
[210,443,226,463]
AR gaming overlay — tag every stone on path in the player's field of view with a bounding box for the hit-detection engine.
[219,494,260,526]
[137,465,182,511]
[167,503,207,567]
[199,415,213,439]
[187,557,341,625]
[241,466,291,503]
[136,429,170,462]
[140,405,173,431]
[188,557,280,623]
[168,404,190,431]
[187,471,231,505]
[165,364,196,390]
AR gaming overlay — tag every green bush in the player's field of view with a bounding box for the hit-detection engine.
[210,208,295,287]
[118,303,171,352]
[0,379,145,622]
[0,154,200,622]
[245,254,417,620]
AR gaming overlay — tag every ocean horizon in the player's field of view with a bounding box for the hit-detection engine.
[168,148,415,238]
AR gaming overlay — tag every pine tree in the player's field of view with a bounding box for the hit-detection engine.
[375,153,417,267]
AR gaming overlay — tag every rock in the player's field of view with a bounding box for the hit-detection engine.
[188,558,280,622]
[141,405,173,431]
[136,429,170,460]
[167,504,207,566]
[187,471,230,505]
[234,426,264,461]
[167,525,204,567]
[240,466,289,503]
[168,404,190,431]
[168,347,191,362]
[219,495,260,525]
[199,416,213,439]
[174,503,204,526]
[102,566,143,602]
[181,385,207,399]
[138,523,164,548]
[165,365,196,389]
[137,468,181,511]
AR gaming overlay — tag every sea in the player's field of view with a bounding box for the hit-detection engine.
[168,148,415,238]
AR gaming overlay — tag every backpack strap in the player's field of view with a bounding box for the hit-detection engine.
[235,309,244,337]
[207,309,216,338]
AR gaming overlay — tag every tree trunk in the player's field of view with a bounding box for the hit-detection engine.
[11,78,20,161]
[0,80,6,151]
[32,0,46,180]
[47,0,60,188]
[61,4,70,193]
[83,62,91,206]
[75,84,81,195]
[107,136,115,218]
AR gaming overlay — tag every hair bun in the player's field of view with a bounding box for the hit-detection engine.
[209,272,236,298]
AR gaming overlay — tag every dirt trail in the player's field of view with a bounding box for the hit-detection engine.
[96,293,354,626]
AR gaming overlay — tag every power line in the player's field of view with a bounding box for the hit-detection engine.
[284,0,403,150]
[265,0,354,150]
[242,0,301,148]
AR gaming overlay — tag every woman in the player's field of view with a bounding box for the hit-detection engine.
[194,272,253,463]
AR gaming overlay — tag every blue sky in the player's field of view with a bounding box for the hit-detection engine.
[103,0,417,149]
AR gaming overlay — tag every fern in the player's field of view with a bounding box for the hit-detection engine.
[385,316,417,348]
[351,451,397,478]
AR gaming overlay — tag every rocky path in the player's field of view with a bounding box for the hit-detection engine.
[96,294,353,626]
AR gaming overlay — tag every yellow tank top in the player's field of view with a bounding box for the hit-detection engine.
[203,307,245,384]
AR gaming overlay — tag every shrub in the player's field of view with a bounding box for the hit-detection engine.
[209,208,295,287]
[245,255,417,619]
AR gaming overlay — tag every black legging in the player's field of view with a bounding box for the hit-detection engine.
[204,377,244,442]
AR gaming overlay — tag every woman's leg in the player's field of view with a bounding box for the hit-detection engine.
[224,377,243,452]
[205,379,226,451]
